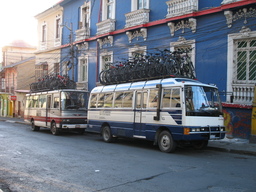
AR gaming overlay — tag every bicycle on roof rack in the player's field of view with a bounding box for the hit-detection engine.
[98,49,196,85]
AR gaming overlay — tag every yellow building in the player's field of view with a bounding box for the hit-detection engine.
[34,4,63,78]
[1,57,35,117]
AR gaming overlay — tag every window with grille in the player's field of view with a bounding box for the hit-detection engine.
[234,39,256,84]
[227,32,256,104]
[101,55,112,70]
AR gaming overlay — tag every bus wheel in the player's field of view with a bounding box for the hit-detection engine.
[102,125,114,143]
[158,131,176,153]
[191,140,208,150]
[31,120,40,131]
[51,122,60,135]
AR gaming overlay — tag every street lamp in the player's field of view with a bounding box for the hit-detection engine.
[60,23,75,81]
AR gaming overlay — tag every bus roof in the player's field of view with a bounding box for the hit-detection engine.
[26,89,88,96]
[91,78,217,93]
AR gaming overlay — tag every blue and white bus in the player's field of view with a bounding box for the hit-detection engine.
[87,78,225,152]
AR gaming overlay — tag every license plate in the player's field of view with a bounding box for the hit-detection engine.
[210,135,217,139]
[75,125,80,128]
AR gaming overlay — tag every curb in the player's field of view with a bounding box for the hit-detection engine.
[207,146,256,156]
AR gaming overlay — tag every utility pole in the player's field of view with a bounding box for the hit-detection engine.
[69,23,74,81]
[61,22,74,81]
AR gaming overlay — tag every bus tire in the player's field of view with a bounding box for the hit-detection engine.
[158,131,176,153]
[102,125,114,143]
[51,122,60,135]
[191,140,208,150]
[31,120,40,131]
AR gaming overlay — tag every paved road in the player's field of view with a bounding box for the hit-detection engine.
[0,121,256,192]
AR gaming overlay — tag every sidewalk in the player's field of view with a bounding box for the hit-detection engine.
[0,116,256,156]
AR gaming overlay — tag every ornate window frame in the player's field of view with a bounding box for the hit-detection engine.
[54,15,61,47]
[78,55,89,83]
[102,0,116,20]
[100,50,113,72]
[128,45,147,59]
[40,22,47,50]
[170,37,196,66]
[227,28,256,104]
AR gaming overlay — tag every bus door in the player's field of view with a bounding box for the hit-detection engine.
[134,90,148,137]
[46,95,52,127]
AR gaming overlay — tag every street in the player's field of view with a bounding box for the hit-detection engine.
[0,121,256,192]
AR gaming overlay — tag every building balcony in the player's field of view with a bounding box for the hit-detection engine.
[96,19,116,35]
[75,27,90,41]
[166,0,198,18]
[221,0,242,5]
[76,82,88,91]
[232,84,254,104]
[125,9,150,28]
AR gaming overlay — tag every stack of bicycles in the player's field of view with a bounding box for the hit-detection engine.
[30,73,76,92]
[99,49,196,85]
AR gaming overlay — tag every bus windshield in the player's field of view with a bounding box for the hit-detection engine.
[61,91,87,110]
[185,85,222,116]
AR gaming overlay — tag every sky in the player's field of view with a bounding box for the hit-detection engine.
[0,0,60,61]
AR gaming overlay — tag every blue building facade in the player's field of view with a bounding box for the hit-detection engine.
[57,0,256,139]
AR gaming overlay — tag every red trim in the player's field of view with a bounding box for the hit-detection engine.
[222,103,252,109]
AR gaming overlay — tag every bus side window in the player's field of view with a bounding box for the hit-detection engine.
[114,92,123,108]
[170,88,181,108]
[39,95,47,108]
[98,93,104,108]
[27,96,32,108]
[89,94,97,108]
[33,96,39,108]
[148,89,158,108]
[142,92,148,108]
[122,92,133,108]
[54,97,60,108]
[103,93,113,108]
[162,89,171,108]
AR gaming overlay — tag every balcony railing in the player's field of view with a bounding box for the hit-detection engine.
[221,0,242,5]
[75,27,90,41]
[96,19,116,35]
[232,84,254,104]
[125,9,150,28]
[166,0,198,18]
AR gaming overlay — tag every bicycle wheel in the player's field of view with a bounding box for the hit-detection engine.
[99,70,106,85]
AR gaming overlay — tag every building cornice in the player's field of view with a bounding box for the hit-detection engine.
[61,0,256,48]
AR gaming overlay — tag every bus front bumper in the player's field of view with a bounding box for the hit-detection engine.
[61,124,87,129]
